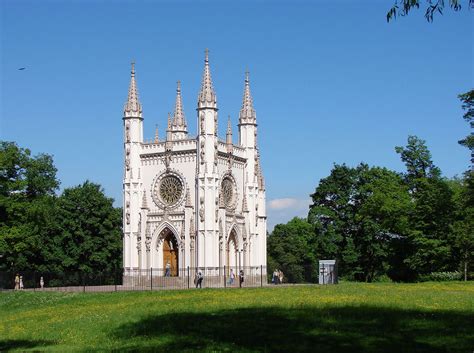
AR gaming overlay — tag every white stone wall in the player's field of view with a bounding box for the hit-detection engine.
[122,60,266,273]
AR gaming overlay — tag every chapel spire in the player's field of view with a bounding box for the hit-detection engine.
[239,70,256,124]
[198,49,217,109]
[154,125,159,143]
[172,81,187,131]
[166,112,172,141]
[124,61,142,117]
[226,116,233,145]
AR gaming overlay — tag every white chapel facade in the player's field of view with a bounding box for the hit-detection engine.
[122,51,267,275]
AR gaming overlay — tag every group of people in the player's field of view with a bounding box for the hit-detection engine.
[14,274,45,290]
[14,274,24,290]
[272,269,284,284]
[193,269,246,289]
[228,269,245,287]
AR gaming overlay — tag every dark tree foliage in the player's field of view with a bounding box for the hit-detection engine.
[53,182,122,274]
[449,175,474,280]
[0,142,59,272]
[387,0,474,22]
[458,90,474,166]
[267,217,317,283]
[0,141,122,277]
[270,132,471,283]
[308,164,411,282]
[394,136,457,276]
[395,135,441,184]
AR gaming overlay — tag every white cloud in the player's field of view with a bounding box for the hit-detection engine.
[266,198,312,232]
[268,198,299,210]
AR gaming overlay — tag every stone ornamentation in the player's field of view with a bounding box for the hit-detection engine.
[151,171,185,209]
[122,52,266,272]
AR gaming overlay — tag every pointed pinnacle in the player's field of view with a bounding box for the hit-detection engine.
[166,112,172,141]
[227,116,232,134]
[124,61,142,115]
[141,191,148,209]
[239,70,256,123]
[198,49,217,108]
[172,80,187,131]
[185,188,193,208]
[226,116,232,145]
[154,125,159,143]
[242,194,249,212]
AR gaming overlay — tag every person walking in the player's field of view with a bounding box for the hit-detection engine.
[195,272,203,288]
[279,270,284,285]
[39,276,44,289]
[165,261,171,277]
[273,269,279,285]
[14,274,20,290]
[239,270,244,288]
[229,269,235,286]
[19,276,24,290]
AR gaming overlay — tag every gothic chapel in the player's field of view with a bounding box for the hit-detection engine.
[123,51,267,276]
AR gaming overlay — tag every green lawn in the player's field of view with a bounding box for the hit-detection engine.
[1,282,473,352]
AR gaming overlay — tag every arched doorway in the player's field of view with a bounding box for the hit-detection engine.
[161,228,178,276]
[227,229,238,274]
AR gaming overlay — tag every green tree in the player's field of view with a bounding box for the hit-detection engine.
[54,181,122,274]
[450,175,474,280]
[387,0,473,22]
[458,89,474,167]
[267,217,316,283]
[355,167,412,281]
[309,164,411,281]
[395,136,457,276]
[0,141,59,272]
[308,164,360,278]
[395,135,440,185]
[452,89,474,280]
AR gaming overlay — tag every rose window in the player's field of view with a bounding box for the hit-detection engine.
[222,177,235,208]
[157,175,183,206]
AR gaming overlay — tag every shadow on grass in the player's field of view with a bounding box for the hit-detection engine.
[0,339,54,352]
[113,306,474,352]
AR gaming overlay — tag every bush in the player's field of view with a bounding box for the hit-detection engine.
[419,271,463,282]
[373,274,393,283]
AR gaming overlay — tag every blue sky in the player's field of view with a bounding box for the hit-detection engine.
[1,0,472,230]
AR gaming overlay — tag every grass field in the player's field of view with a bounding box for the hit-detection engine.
[1,282,473,352]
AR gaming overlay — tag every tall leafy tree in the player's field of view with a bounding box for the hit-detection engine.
[449,175,474,280]
[267,217,316,283]
[458,90,474,167]
[453,90,474,280]
[355,167,412,281]
[395,135,440,185]
[308,164,360,277]
[54,181,122,274]
[0,141,59,272]
[308,164,411,281]
[395,136,456,276]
